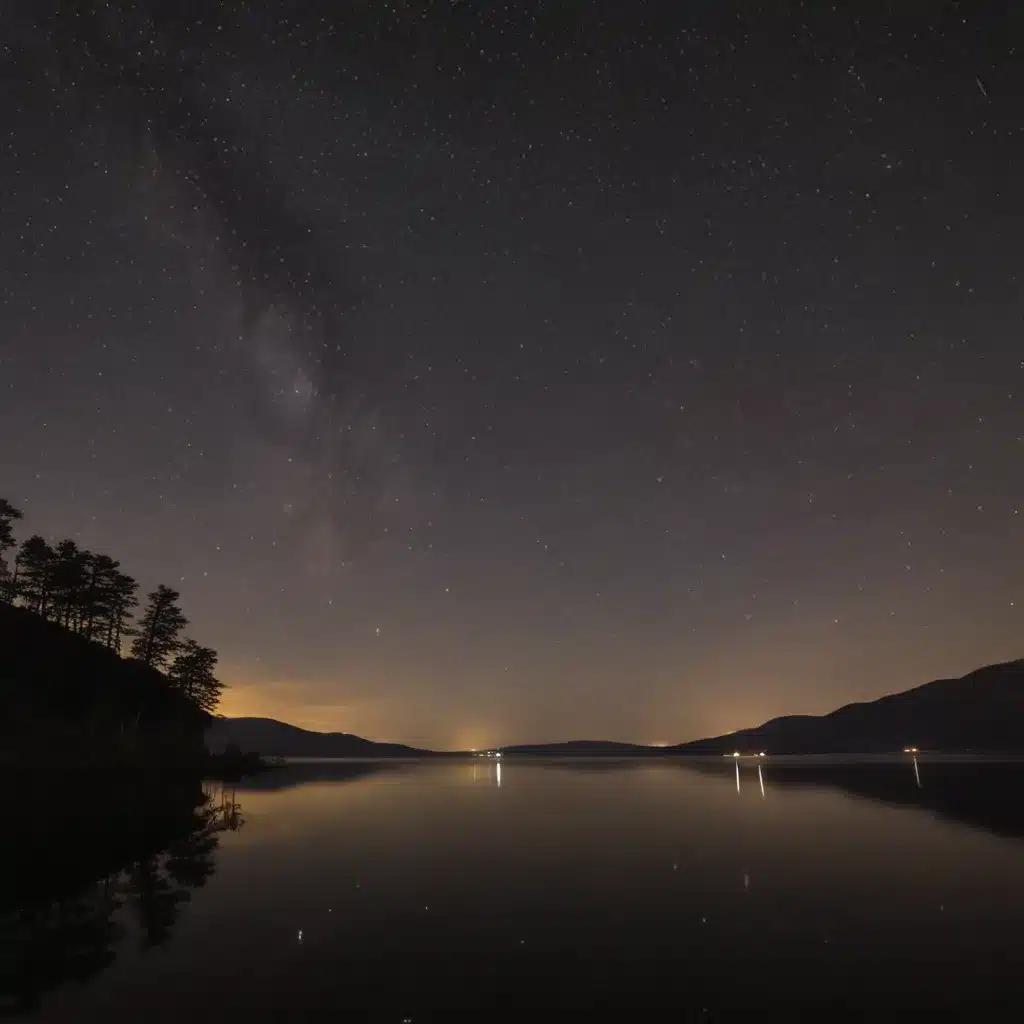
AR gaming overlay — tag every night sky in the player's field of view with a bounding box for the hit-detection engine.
[3,2,1021,749]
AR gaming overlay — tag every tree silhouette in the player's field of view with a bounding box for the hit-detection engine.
[5,527,141,647]
[164,823,220,889]
[2,786,244,1014]
[0,498,22,603]
[17,535,56,618]
[80,553,112,641]
[51,539,90,630]
[169,640,223,714]
[122,856,190,950]
[130,585,188,668]
[0,497,21,544]
[0,498,221,744]
[0,880,125,1015]
[80,554,139,651]
[122,794,243,949]
[104,569,139,652]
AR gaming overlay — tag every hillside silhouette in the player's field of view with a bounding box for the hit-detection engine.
[205,717,433,758]
[0,603,209,766]
[206,659,1024,760]
[0,494,231,768]
[672,659,1024,755]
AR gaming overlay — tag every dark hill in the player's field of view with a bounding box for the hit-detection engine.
[0,603,208,764]
[673,659,1024,755]
[205,717,432,758]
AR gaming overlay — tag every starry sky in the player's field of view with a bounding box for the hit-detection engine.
[2,2,1021,749]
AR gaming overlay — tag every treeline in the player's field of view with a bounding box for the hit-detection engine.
[0,497,222,714]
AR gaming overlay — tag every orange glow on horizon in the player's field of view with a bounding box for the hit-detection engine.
[216,665,498,750]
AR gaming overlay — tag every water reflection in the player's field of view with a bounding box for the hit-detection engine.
[506,754,1024,843]
[236,758,409,791]
[720,755,769,798]
[682,756,1024,841]
[0,779,243,1016]
[470,760,503,786]
[14,758,1024,1019]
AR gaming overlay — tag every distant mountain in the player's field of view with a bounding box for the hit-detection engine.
[499,740,664,756]
[205,717,433,758]
[672,659,1024,755]
[208,659,1024,759]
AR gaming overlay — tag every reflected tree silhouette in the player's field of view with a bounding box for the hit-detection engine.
[123,856,191,951]
[0,877,124,1017]
[0,782,243,1016]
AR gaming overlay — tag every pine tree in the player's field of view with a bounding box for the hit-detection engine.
[80,553,111,639]
[0,498,22,603]
[0,498,21,554]
[131,585,188,668]
[106,571,139,652]
[79,554,137,647]
[17,535,56,617]
[169,639,223,714]
[51,539,90,629]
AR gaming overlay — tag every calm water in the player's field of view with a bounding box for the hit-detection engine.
[9,757,1024,1021]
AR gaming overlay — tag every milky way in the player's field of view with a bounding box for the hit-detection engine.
[2,2,1021,747]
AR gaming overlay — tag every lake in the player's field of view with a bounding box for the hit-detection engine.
[8,757,1024,1020]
